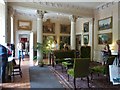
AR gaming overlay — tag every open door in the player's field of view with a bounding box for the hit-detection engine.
[29,32,34,66]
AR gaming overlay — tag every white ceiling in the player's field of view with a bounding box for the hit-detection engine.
[8,2,106,21]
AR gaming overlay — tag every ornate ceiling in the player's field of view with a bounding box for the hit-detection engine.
[7,1,116,22]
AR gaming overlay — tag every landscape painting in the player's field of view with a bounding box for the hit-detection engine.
[98,17,112,30]
[98,33,112,44]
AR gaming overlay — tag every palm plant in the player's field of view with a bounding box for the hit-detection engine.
[33,36,54,66]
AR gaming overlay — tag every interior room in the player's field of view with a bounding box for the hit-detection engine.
[0,0,120,89]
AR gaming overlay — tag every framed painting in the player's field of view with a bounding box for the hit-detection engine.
[83,34,89,45]
[60,36,70,45]
[83,22,89,32]
[76,34,81,50]
[98,17,112,30]
[43,19,55,33]
[60,24,70,34]
[18,20,32,30]
[76,34,81,45]
[43,23,55,33]
[98,33,112,44]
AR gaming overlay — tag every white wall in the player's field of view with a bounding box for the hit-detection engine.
[75,2,119,62]
[0,2,6,44]
[76,18,93,60]
[93,2,119,62]
[76,18,93,46]
[118,3,120,39]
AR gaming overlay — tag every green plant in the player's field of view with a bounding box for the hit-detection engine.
[33,39,53,66]
[33,42,47,65]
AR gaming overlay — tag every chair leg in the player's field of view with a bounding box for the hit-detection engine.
[73,78,76,88]
[87,76,89,88]
[67,74,69,81]
[61,65,63,73]
[19,68,22,78]
[13,71,14,79]
[91,72,93,80]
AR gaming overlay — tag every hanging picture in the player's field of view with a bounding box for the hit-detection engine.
[98,17,112,30]
[60,24,70,34]
[98,33,112,44]
[60,36,70,45]
[83,22,89,32]
[43,19,55,33]
[83,34,89,45]
[18,20,32,30]
[76,34,81,50]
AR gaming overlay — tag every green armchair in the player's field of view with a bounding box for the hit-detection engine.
[67,58,90,88]
[80,46,91,58]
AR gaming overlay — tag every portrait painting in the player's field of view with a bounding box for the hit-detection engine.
[60,24,70,34]
[43,19,55,33]
[83,34,89,45]
[83,22,89,32]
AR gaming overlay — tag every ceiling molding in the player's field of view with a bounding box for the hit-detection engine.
[96,1,116,10]
[8,2,94,18]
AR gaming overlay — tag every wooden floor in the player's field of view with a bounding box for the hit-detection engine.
[1,57,30,89]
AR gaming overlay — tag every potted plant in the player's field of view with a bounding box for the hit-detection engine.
[33,42,44,67]
[33,41,52,67]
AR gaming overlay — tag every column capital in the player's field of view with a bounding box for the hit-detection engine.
[69,15,77,22]
[37,10,45,19]
[8,6,15,17]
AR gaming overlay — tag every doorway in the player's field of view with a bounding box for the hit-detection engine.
[16,31,34,66]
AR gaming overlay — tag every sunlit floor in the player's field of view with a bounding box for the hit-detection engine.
[1,57,30,89]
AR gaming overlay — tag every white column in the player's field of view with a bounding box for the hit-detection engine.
[36,10,44,65]
[10,10,15,44]
[69,15,76,50]
[37,10,43,44]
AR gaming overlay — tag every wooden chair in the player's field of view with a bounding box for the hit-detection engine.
[12,56,22,78]
[67,58,90,88]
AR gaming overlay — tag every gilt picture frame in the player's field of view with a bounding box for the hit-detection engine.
[83,34,89,45]
[60,24,70,34]
[18,20,32,30]
[98,17,112,30]
[60,36,70,45]
[98,33,112,44]
[83,22,89,32]
[43,23,55,34]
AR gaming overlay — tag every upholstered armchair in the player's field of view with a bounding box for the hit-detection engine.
[67,58,90,88]
[80,46,91,58]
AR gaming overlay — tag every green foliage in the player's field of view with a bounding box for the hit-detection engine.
[33,36,54,61]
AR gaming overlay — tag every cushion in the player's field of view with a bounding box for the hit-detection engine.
[67,69,74,77]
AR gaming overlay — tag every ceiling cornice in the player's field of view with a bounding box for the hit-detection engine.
[8,2,94,18]
[96,1,118,10]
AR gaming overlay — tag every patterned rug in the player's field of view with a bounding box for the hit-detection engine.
[49,65,120,89]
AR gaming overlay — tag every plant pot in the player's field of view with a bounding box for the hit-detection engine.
[39,63,44,67]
